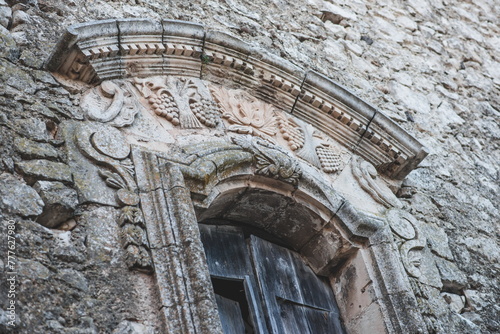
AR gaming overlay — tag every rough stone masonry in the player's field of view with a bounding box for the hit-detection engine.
[0,0,498,333]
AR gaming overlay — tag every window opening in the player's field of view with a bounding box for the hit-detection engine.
[199,222,345,334]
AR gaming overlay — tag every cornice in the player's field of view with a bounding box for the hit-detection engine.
[46,18,428,180]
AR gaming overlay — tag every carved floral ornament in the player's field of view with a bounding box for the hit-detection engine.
[47,18,428,180]
[80,76,348,177]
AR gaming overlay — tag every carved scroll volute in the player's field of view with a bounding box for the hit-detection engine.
[81,80,139,127]
[75,123,139,207]
[352,155,403,208]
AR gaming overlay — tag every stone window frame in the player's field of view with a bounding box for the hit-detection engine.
[132,145,425,333]
[46,19,431,333]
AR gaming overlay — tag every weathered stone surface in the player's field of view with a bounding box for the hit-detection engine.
[17,257,51,280]
[434,256,468,292]
[10,118,51,141]
[14,137,59,160]
[33,181,78,228]
[16,160,72,184]
[0,1,11,29]
[112,320,155,334]
[0,0,498,332]
[441,292,465,313]
[0,172,44,216]
[56,268,89,292]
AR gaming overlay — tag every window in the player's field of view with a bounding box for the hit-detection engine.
[199,223,345,334]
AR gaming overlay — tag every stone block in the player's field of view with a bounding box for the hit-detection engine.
[0,4,11,29]
[0,172,44,217]
[11,118,51,141]
[17,257,51,280]
[332,251,378,324]
[14,137,59,160]
[16,159,72,184]
[57,268,89,292]
[434,257,467,292]
[441,292,465,313]
[33,181,78,228]
[112,320,155,334]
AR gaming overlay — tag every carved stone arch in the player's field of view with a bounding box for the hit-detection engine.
[48,18,431,334]
[132,142,424,333]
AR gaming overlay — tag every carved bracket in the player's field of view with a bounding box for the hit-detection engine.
[352,155,403,208]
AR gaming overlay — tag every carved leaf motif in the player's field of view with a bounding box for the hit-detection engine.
[121,158,135,177]
[232,135,301,186]
[98,170,127,189]
[119,206,144,226]
[211,86,277,142]
[175,78,203,129]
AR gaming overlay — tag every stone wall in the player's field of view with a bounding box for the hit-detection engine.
[0,0,498,333]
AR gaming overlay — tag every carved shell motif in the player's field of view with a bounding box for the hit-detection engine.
[210,86,277,143]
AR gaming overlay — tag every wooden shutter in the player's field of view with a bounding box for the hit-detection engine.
[199,224,345,334]
[199,224,268,334]
[250,235,345,334]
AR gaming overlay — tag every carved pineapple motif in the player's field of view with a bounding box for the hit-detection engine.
[277,114,305,151]
[277,112,344,174]
[316,146,343,173]
[148,88,181,125]
[133,77,221,129]
[189,97,220,128]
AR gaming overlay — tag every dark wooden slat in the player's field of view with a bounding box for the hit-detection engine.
[199,224,270,334]
[199,224,252,279]
[250,235,345,334]
[215,294,246,334]
[304,307,345,334]
[289,250,338,311]
[278,299,309,334]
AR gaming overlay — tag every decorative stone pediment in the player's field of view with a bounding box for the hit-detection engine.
[48,19,435,334]
[46,19,428,181]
